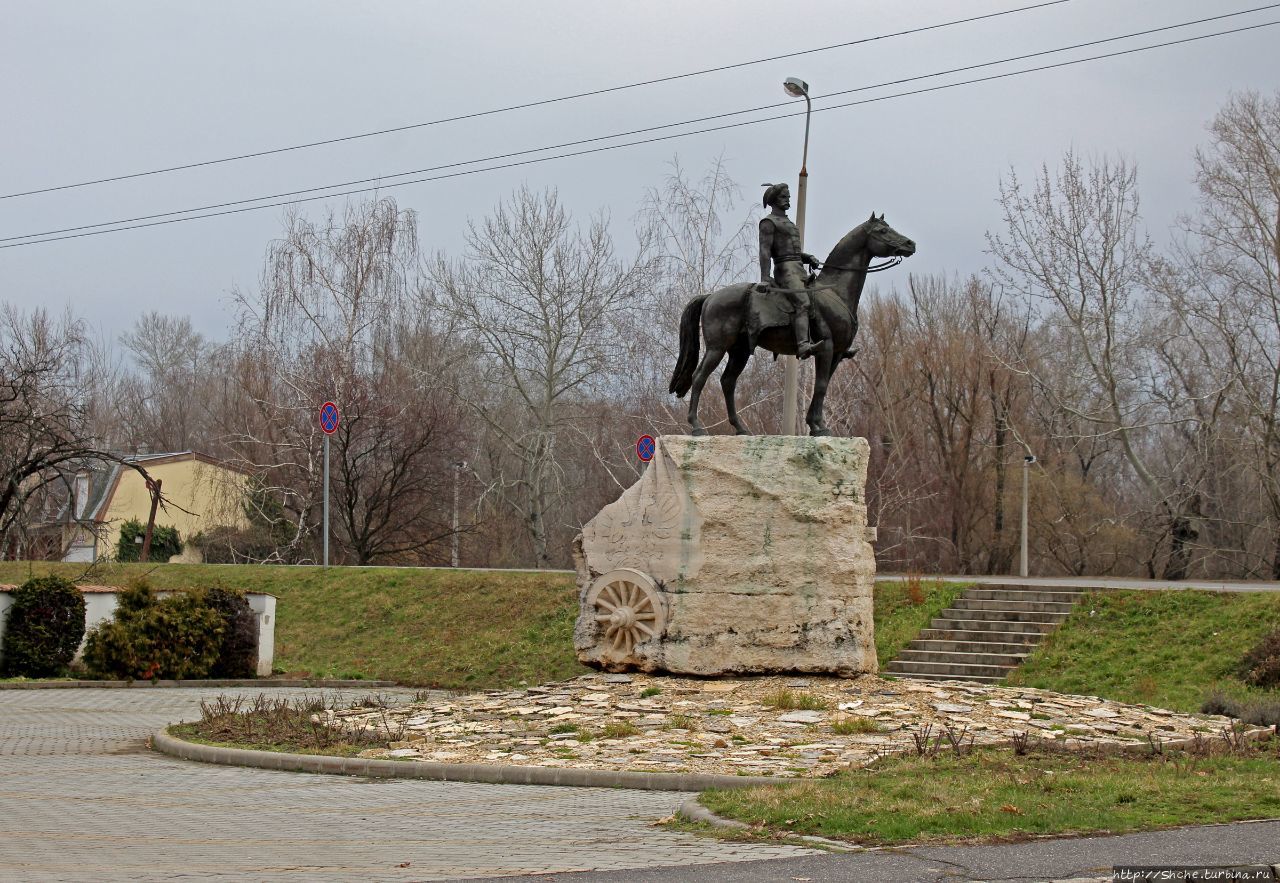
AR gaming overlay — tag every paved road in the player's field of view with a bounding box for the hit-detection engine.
[0,687,810,881]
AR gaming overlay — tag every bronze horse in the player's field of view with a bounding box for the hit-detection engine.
[668,213,916,436]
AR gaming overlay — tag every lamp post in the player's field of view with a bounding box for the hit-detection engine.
[1020,454,1036,577]
[782,76,812,436]
[451,461,467,567]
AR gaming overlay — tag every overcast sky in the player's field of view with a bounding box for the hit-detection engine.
[2,0,1276,345]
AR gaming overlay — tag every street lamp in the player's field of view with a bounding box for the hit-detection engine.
[782,76,812,436]
[452,461,467,567]
[1020,454,1036,577]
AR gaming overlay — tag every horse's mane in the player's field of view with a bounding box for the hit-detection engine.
[823,219,871,267]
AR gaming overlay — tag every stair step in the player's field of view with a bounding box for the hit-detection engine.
[931,617,1059,634]
[885,671,1006,684]
[951,598,1077,614]
[908,639,1039,655]
[915,628,1047,645]
[965,588,1085,604]
[935,608,1070,624]
[884,659,1017,678]
[895,649,1029,667]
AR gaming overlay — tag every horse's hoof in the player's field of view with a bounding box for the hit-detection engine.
[690,428,709,437]
[809,428,832,437]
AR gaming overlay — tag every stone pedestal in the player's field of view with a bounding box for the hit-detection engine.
[572,435,877,676]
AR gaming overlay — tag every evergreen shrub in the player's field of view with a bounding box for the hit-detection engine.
[83,580,224,680]
[0,576,86,677]
[115,519,182,562]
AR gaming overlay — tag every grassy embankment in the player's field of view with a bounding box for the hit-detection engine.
[0,562,582,689]
[872,578,966,666]
[1005,589,1280,713]
[699,739,1280,846]
[0,562,962,689]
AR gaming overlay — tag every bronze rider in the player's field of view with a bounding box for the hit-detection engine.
[758,182,821,359]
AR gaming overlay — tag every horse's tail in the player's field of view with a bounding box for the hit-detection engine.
[668,294,707,398]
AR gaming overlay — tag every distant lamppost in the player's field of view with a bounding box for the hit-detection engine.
[1021,454,1036,577]
[452,461,467,567]
[782,76,812,436]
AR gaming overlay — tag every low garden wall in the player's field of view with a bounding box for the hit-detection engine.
[0,584,276,677]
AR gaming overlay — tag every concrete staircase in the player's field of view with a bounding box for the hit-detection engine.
[883,586,1085,684]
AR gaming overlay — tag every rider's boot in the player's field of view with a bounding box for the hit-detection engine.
[794,312,821,359]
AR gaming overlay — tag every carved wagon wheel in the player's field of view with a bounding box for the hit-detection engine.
[586,568,666,657]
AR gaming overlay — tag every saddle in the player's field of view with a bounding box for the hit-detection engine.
[744,278,822,352]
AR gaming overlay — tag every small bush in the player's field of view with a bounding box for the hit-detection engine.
[762,689,828,711]
[115,518,182,562]
[83,580,225,680]
[832,716,880,735]
[194,524,282,564]
[0,576,86,677]
[601,721,639,739]
[1240,628,1280,689]
[201,587,259,679]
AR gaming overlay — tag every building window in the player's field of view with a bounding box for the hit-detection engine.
[74,472,90,519]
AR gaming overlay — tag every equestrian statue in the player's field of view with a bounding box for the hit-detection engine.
[668,183,916,436]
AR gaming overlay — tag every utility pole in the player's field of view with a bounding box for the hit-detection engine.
[782,76,812,436]
[452,461,467,567]
[1020,454,1036,577]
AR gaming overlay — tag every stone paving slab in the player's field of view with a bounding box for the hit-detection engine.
[341,673,1233,779]
[0,687,813,880]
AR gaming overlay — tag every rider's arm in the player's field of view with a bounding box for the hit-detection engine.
[802,252,820,268]
[759,219,773,283]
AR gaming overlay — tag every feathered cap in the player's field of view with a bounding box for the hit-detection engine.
[761,182,789,208]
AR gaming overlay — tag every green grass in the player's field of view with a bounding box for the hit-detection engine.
[761,689,828,711]
[830,717,880,735]
[699,740,1280,846]
[1006,590,1280,712]
[0,561,585,690]
[873,579,967,665]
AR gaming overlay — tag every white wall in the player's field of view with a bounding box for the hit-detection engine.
[0,589,276,677]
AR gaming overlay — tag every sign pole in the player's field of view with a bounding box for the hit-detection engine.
[318,400,340,569]
[323,433,330,569]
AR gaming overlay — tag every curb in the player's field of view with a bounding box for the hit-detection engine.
[677,795,750,830]
[152,727,790,792]
[0,678,400,690]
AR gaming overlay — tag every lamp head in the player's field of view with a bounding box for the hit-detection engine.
[783,77,809,98]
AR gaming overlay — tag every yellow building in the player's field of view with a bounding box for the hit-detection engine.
[59,452,250,562]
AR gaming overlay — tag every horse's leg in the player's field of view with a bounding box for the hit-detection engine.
[687,345,727,436]
[806,343,836,437]
[720,340,752,435]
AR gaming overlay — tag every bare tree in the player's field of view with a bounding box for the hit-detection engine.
[429,186,653,567]
[0,305,170,557]
[1166,90,1280,576]
[115,312,219,453]
[229,198,466,564]
[988,152,1214,579]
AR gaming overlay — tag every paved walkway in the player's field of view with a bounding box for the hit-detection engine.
[880,573,1280,592]
[0,687,810,881]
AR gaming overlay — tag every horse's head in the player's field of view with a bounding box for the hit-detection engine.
[863,212,916,259]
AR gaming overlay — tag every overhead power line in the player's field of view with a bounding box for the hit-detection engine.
[0,0,1073,200]
[2,18,1275,250]
[4,5,1273,246]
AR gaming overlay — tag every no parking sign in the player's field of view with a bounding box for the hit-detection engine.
[636,435,655,462]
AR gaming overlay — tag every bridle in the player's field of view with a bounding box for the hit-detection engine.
[821,256,903,274]
[820,229,909,274]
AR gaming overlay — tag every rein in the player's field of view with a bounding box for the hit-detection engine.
[821,256,903,274]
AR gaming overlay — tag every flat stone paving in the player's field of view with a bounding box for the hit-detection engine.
[0,687,811,881]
